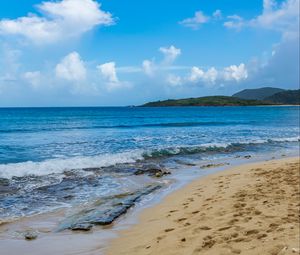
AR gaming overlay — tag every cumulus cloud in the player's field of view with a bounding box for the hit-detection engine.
[55,51,86,81]
[179,11,209,29]
[224,0,299,38]
[253,0,299,38]
[98,62,118,83]
[142,59,155,76]
[166,74,182,86]
[222,0,298,89]
[142,45,181,77]
[97,61,129,90]
[188,67,218,85]
[188,64,248,85]
[159,45,181,64]
[0,0,114,44]
[223,63,248,82]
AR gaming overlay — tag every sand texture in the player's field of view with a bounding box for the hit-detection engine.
[107,158,300,255]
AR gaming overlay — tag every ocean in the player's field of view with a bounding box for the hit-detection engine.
[0,106,299,227]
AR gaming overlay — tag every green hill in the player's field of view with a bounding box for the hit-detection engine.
[264,89,300,105]
[233,87,285,100]
[141,96,272,107]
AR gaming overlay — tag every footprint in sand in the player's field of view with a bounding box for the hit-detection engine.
[198,226,212,230]
[164,228,175,232]
[218,226,232,231]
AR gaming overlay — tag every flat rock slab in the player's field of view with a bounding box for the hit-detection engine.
[58,184,162,231]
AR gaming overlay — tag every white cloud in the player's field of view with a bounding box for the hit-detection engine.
[223,63,248,82]
[253,0,299,37]
[223,15,244,29]
[213,10,222,19]
[98,62,118,83]
[97,61,129,90]
[166,74,182,86]
[159,45,181,64]
[179,11,209,29]
[202,67,218,84]
[23,71,42,88]
[224,0,299,38]
[0,0,114,44]
[142,59,155,76]
[189,67,205,82]
[188,63,248,85]
[55,51,86,81]
[188,66,218,85]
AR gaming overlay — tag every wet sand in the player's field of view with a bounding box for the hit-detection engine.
[107,157,300,255]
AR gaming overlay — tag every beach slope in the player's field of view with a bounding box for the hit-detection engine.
[107,158,300,255]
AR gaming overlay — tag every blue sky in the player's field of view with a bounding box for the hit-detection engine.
[0,0,299,106]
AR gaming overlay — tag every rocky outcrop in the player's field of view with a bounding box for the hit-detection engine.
[58,184,162,231]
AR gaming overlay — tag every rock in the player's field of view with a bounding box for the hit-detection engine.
[24,230,38,240]
[71,223,93,231]
[200,163,229,169]
[134,165,171,178]
[58,184,162,231]
[133,169,145,175]
[0,178,9,186]
[174,160,196,166]
[244,155,251,159]
[155,172,163,178]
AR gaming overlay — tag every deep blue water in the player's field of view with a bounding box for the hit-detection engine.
[0,106,299,220]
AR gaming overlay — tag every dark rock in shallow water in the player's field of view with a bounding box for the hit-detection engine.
[0,178,9,186]
[174,159,196,166]
[58,184,162,231]
[200,162,229,169]
[71,223,93,231]
[244,155,251,159]
[134,164,171,177]
[0,178,20,195]
[24,230,38,240]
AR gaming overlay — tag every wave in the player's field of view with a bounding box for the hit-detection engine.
[0,136,298,179]
[0,121,254,133]
[0,151,144,179]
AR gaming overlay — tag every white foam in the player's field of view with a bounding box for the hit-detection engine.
[1,136,298,179]
[0,151,144,179]
[270,136,300,142]
[200,142,231,148]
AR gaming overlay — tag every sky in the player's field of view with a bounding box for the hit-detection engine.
[0,0,299,107]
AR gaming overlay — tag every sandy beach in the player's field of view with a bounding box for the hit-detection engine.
[107,157,300,255]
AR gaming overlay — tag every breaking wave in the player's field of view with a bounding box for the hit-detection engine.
[0,136,298,179]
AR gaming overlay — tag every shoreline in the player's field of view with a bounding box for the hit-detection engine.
[0,156,299,255]
[107,157,300,255]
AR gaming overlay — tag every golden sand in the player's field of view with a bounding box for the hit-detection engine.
[107,158,300,255]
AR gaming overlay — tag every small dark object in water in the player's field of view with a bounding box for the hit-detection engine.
[24,230,38,240]
[244,155,251,159]
[200,163,229,169]
[134,165,171,178]
[71,223,93,231]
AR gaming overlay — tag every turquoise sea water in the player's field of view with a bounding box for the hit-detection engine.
[0,106,299,221]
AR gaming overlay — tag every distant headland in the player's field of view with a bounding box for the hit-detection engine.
[141,87,300,107]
